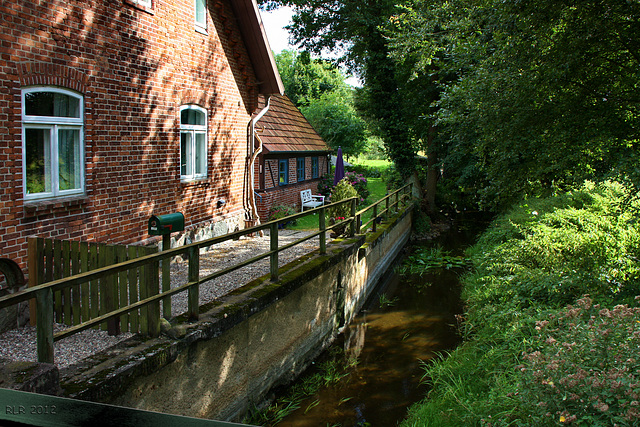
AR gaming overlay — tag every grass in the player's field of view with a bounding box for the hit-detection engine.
[351,158,392,171]
[287,164,391,231]
[378,293,399,308]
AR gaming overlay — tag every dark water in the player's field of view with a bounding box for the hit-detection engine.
[274,217,486,427]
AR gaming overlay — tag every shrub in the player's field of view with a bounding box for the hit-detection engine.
[384,164,405,192]
[317,173,334,198]
[318,171,370,203]
[346,164,383,178]
[268,204,296,223]
[402,179,640,427]
[515,296,640,425]
[344,171,369,202]
[327,178,358,223]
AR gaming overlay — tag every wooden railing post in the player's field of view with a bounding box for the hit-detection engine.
[36,288,54,364]
[270,222,279,281]
[385,193,390,220]
[402,186,408,208]
[373,203,378,233]
[350,198,357,236]
[146,257,161,337]
[187,245,199,321]
[319,206,326,254]
[161,234,171,319]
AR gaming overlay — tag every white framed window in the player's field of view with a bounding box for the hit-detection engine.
[195,0,207,32]
[22,87,84,201]
[180,105,207,181]
[130,0,152,8]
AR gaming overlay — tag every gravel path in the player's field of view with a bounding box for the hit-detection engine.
[0,229,322,368]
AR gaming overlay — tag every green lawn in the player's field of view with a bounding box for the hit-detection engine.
[351,158,392,171]
[288,176,389,231]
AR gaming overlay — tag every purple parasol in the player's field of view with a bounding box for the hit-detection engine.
[333,146,345,186]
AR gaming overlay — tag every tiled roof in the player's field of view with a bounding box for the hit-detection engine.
[255,94,330,154]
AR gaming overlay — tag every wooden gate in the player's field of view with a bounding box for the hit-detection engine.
[28,237,158,335]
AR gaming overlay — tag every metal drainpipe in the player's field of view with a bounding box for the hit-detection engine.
[248,96,271,226]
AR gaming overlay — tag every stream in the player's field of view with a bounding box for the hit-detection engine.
[267,217,486,427]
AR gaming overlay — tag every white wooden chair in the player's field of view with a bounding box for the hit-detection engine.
[300,189,325,211]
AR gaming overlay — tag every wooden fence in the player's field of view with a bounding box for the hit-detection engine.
[27,240,158,335]
[0,183,413,364]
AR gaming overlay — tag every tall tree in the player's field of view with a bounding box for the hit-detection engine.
[274,50,350,108]
[302,92,367,159]
[259,0,417,176]
[274,50,368,158]
[391,0,640,210]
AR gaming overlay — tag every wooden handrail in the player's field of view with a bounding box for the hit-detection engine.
[1,183,413,363]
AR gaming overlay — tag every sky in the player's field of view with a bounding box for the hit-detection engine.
[260,6,361,87]
[260,6,296,55]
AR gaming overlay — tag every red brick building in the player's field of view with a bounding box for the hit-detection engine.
[0,0,283,271]
[249,94,330,222]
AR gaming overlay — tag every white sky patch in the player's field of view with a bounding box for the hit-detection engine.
[261,6,295,54]
[260,6,361,87]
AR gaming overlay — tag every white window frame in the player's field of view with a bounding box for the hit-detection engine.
[180,105,208,182]
[194,0,207,33]
[21,87,85,201]
[131,0,152,8]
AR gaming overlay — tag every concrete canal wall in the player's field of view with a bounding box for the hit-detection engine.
[54,207,412,422]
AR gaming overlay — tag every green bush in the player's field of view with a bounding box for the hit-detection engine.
[402,179,640,427]
[344,171,369,202]
[346,164,383,178]
[268,204,296,222]
[515,296,640,425]
[327,178,358,222]
[384,164,405,192]
[317,173,334,198]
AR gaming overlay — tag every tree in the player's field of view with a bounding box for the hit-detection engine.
[274,50,368,158]
[274,50,350,108]
[302,92,367,159]
[259,0,417,176]
[390,0,640,210]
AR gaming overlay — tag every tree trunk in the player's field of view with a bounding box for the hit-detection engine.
[424,125,438,214]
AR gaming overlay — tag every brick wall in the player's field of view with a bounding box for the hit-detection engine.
[0,0,260,271]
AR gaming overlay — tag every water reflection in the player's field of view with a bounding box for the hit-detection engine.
[274,216,489,427]
[344,319,367,360]
[278,267,462,427]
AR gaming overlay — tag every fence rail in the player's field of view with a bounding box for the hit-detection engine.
[0,183,413,363]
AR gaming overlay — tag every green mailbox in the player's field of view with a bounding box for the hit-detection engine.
[148,212,185,236]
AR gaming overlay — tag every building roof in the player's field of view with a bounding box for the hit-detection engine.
[231,0,284,95]
[255,94,330,154]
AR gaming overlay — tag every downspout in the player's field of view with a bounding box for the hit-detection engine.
[247,96,271,226]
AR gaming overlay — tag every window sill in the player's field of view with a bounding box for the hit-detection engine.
[194,25,208,35]
[124,0,154,14]
[23,195,89,216]
[180,177,211,187]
